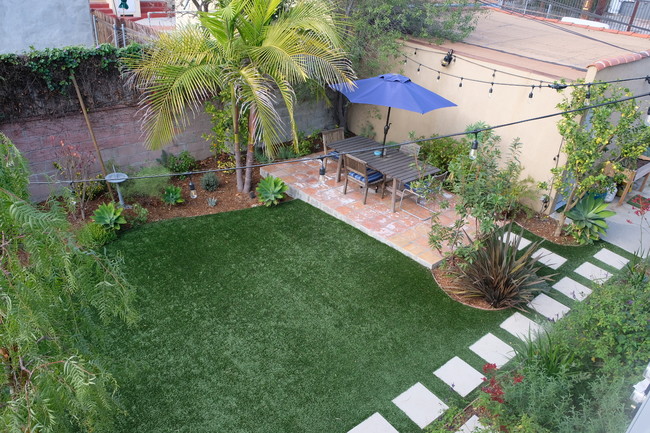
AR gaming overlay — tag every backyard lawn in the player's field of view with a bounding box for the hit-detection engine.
[103,200,513,433]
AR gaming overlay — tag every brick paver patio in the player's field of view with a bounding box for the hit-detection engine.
[261,156,472,268]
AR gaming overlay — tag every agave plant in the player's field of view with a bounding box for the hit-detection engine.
[256,176,288,207]
[453,224,554,309]
[91,202,126,231]
[565,195,616,245]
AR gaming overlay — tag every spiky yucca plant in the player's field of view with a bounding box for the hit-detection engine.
[453,224,554,309]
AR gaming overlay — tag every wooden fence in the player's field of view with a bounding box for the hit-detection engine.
[91,9,160,47]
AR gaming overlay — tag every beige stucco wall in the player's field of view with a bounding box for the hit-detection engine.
[346,41,573,212]
[590,57,650,119]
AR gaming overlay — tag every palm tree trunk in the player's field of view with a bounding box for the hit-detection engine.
[243,106,257,194]
[231,91,244,192]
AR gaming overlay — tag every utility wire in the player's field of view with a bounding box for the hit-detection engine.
[33,91,650,185]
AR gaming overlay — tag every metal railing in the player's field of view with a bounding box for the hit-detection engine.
[493,0,650,34]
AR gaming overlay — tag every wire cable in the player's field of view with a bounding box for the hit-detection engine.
[32,91,650,185]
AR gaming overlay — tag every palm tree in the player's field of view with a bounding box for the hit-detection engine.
[126,0,355,192]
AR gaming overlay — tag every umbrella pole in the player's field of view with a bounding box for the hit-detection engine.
[381,107,392,157]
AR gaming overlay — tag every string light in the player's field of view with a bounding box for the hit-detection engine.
[586,84,592,101]
[489,83,494,95]
[458,77,463,88]
[436,71,441,80]
[529,85,535,98]
[188,176,198,199]
[470,133,479,160]
[414,48,418,55]
[319,157,326,182]
[417,64,421,73]
[34,91,650,186]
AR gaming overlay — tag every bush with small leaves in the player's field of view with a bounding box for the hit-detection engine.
[201,172,220,191]
[91,202,126,231]
[75,221,117,248]
[125,203,149,228]
[256,176,288,207]
[122,166,172,200]
[161,185,184,205]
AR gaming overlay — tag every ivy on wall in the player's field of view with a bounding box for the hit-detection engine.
[0,43,143,122]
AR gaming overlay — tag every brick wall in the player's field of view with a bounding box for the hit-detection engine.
[1,99,335,202]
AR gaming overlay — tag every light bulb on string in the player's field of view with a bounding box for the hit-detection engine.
[417,64,421,73]
[414,48,418,55]
[319,157,326,182]
[469,132,479,160]
[436,71,441,81]
[188,176,198,199]
[459,77,463,88]
[488,83,494,97]
[528,85,535,99]
[585,84,592,102]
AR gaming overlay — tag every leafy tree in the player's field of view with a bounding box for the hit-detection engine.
[125,0,355,193]
[552,82,650,236]
[1,136,137,432]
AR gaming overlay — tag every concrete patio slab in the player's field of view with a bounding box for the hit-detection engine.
[348,413,399,433]
[433,357,484,397]
[528,293,571,322]
[574,262,612,282]
[499,234,532,250]
[392,382,448,429]
[500,312,543,340]
[593,248,629,269]
[532,248,567,269]
[469,333,515,368]
[456,415,485,433]
[553,276,592,301]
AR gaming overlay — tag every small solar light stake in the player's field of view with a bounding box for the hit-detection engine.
[319,157,327,182]
[469,133,479,160]
[188,177,198,199]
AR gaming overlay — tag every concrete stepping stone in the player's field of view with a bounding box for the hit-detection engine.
[574,262,612,282]
[392,382,448,429]
[593,248,629,270]
[553,276,592,301]
[469,333,515,368]
[456,415,484,433]
[532,248,567,270]
[499,234,532,250]
[528,293,571,322]
[500,312,543,341]
[433,357,484,397]
[348,413,399,433]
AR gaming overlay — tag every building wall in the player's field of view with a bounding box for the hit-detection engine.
[591,57,650,119]
[346,41,574,212]
[1,99,334,202]
[0,0,94,54]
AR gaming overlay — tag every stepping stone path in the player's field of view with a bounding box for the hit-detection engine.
[500,312,543,340]
[532,247,567,269]
[574,262,612,282]
[593,248,629,269]
[348,413,399,433]
[392,382,448,429]
[347,245,628,433]
[456,415,484,433]
[528,293,571,322]
[553,276,592,301]
[434,357,484,397]
[469,333,515,368]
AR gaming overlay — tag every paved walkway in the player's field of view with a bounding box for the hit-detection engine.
[261,156,473,268]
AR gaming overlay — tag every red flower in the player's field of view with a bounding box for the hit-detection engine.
[513,374,524,384]
[482,363,498,374]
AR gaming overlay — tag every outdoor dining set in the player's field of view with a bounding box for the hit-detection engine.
[324,73,457,216]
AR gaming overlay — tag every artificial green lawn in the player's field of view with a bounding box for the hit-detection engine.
[104,200,512,433]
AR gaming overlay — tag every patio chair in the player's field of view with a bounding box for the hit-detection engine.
[396,172,448,220]
[322,127,345,182]
[343,154,386,204]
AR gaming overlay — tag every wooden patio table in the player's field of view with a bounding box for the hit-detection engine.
[326,136,441,212]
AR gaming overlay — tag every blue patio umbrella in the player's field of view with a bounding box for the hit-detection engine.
[330,74,456,155]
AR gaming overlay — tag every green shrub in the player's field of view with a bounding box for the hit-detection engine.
[157,150,197,178]
[255,149,274,164]
[91,202,126,231]
[417,134,469,173]
[453,225,553,309]
[565,195,616,245]
[277,146,298,160]
[553,267,650,375]
[161,185,184,205]
[256,176,288,207]
[75,222,116,248]
[122,166,172,200]
[125,203,149,228]
[200,172,220,191]
[513,329,576,377]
